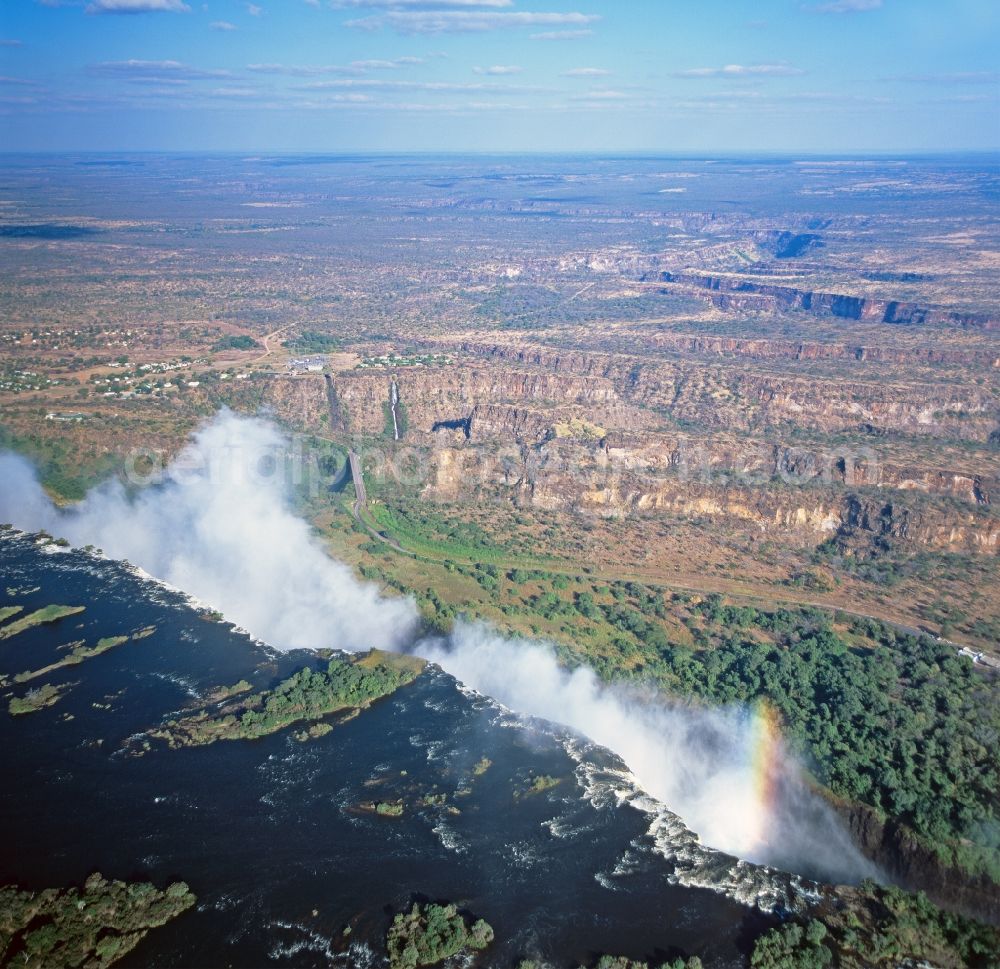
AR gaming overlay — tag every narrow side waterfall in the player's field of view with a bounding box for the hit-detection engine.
[390,380,400,441]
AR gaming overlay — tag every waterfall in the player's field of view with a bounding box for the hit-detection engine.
[390,380,400,441]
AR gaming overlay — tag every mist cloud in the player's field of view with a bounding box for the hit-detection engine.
[0,410,878,884]
[421,622,878,883]
[0,411,418,652]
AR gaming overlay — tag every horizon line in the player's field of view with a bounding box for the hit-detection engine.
[1,148,998,158]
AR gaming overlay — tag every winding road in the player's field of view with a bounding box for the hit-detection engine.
[347,449,412,556]
[347,449,367,517]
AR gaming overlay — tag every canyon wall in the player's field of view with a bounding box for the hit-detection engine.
[421,439,999,553]
[450,341,998,441]
[244,362,998,555]
[658,272,1000,330]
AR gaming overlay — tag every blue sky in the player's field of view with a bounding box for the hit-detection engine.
[1,0,998,152]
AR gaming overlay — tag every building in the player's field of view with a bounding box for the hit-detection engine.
[288,356,326,373]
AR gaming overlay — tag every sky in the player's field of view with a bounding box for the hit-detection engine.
[1,0,998,152]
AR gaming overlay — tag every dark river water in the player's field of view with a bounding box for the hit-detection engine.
[0,532,793,967]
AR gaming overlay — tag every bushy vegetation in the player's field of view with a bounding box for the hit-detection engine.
[211,334,260,352]
[759,881,1000,969]
[470,282,699,330]
[813,540,1000,643]
[208,679,252,700]
[347,494,1000,880]
[345,515,1000,882]
[367,501,524,563]
[518,774,560,797]
[386,902,493,969]
[8,681,70,716]
[0,425,119,502]
[0,604,85,641]
[833,882,1000,967]
[641,599,1000,878]
[14,633,130,684]
[294,722,333,742]
[386,541,1000,880]
[592,956,702,969]
[148,650,424,749]
[0,872,195,968]
[750,920,832,968]
[282,330,342,353]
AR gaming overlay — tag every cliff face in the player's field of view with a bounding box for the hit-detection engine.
[244,373,329,429]
[453,341,998,442]
[640,333,998,369]
[421,440,999,553]
[246,369,998,553]
[328,367,654,443]
[630,366,995,441]
[658,272,1000,330]
[596,433,994,506]
[831,797,1000,926]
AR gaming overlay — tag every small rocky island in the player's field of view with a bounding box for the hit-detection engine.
[0,873,195,968]
[387,902,494,969]
[141,649,425,750]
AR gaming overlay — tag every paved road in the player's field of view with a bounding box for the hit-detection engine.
[346,450,412,556]
[347,449,366,516]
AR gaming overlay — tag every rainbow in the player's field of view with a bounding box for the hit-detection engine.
[747,699,784,850]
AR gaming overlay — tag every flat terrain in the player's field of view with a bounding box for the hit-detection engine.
[0,153,997,657]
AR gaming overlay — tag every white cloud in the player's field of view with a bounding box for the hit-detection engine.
[297,78,542,92]
[332,0,515,7]
[570,88,628,100]
[811,0,881,11]
[120,76,192,86]
[210,20,238,30]
[894,71,1000,84]
[248,63,338,75]
[86,0,190,12]
[562,67,609,77]
[473,64,523,75]
[208,86,261,98]
[0,94,39,106]
[90,59,231,80]
[529,28,592,40]
[353,56,424,68]
[933,93,1000,103]
[345,10,601,34]
[248,57,424,76]
[247,2,263,14]
[674,63,805,78]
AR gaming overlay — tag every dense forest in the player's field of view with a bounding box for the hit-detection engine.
[751,881,1000,969]
[536,585,1000,882]
[625,598,998,879]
